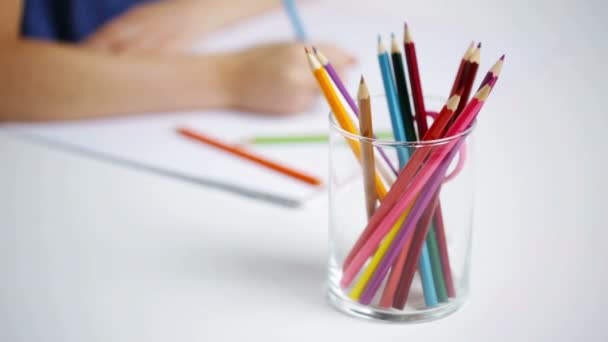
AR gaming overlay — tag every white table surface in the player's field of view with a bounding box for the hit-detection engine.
[1,0,607,340]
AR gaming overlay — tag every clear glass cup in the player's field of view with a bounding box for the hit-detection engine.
[327,96,476,322]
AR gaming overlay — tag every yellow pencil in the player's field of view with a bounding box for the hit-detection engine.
[305,48,388,199]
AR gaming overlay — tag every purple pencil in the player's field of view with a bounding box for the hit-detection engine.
[314,47,399,176]
[359,141,462,304]
[478,54,504,90]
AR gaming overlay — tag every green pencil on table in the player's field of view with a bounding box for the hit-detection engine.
[246,131,394,145]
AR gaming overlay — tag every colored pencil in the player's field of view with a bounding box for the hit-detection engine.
[390,33,417,142]
[282,0,308,41]
[305,48,389,198]
[314,48,358,116]
[403,23,428,135]
[246,131,394,145]
[377,36,409,166]
[314,47,399,176]
[455,45,481,116]
[177,127,322,186]
[358,77,378,218]
[430,202,455,298]
[449,42,475,97]
[341,83,495,290]
[479,54,504,89]
[402,24,445,305]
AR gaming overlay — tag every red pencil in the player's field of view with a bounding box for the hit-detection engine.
[403,22,428,136]
[449,42,475,97]
[455,44,481,116]
[177,127,322,187]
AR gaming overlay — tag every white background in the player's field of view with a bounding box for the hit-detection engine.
[1,0,607,340]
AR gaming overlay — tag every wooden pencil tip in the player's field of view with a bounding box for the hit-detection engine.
[377,35,386,54]
[357,76,369,100]
[314,47,329,65]
[312,46,318,53]
[304,47,309,53]
[475,84,492,101]
[446,93,461,111]
[403,23,413,43]
[470,46,481,64]
[477,42,482,48]
[500,54,505,61]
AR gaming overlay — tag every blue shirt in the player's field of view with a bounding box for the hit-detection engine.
[21,0,150,42]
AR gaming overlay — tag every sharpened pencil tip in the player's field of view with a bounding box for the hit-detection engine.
[312,46,317,53]
[360,75,365,84]
[500,54,505,60]
[404,22,408,30]
[377,35,382,44]
[391,32,395,38]
[477,42,482,48]
[304,47,309,53]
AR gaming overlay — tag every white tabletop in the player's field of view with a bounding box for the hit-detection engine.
[1,0,607,341]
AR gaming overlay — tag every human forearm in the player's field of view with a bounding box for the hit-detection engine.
[0,40,231,121]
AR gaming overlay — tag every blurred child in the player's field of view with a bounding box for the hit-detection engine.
[0,0,354,121]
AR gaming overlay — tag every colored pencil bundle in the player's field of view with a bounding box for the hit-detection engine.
[307,23,504,310]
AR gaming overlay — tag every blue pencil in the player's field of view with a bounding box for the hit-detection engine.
[377,36,408,166]
[283,0,308,41]
[378,34,438,307]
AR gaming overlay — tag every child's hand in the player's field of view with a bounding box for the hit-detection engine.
[224,42,356,114]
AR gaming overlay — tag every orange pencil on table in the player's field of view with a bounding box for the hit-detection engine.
[177,127,322,187]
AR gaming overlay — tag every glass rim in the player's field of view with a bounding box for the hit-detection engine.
[328,93,476,147]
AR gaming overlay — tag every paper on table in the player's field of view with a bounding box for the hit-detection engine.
[1,3,529,207]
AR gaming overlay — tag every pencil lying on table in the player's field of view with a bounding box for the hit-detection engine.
[176,127,322,187]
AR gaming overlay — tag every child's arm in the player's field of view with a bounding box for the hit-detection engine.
[84,0,280,53]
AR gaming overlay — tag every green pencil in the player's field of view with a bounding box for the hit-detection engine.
[247,131,394,145]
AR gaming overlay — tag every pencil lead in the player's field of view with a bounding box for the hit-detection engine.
[391,32,395,39]
[312,46,318,53]
[304,47,309,53]
[500,54,505,61]
[404,22,408,30]
[477,42,482,48]
[377,34,382,44]
[357,75,369,99]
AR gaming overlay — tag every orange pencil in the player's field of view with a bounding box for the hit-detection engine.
[177,127,322,187]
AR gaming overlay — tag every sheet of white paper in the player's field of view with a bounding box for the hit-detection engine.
[1,3,533,207]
